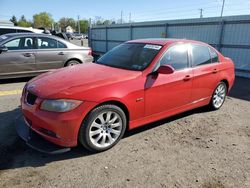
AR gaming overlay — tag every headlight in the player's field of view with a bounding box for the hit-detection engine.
[40,99,82,112]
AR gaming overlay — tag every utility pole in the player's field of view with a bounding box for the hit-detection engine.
[121,11,123,24]
[78,15,80,34]
[129,13,131,23]
[199,8,203,18]
[220,0,226,18]
[89,18,92,28]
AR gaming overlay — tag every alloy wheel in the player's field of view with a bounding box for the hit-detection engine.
[89,111,123,148]
[213,83,227,109]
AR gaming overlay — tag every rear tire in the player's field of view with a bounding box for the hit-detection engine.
[78,104,127,152]
[209,82,227,110]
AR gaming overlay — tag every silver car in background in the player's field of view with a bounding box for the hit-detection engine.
[0,33,93,79]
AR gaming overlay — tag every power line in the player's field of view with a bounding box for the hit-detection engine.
[133,1,249,18]
[133,0,219,14]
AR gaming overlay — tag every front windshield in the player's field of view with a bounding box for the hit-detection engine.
[96,43,162,71]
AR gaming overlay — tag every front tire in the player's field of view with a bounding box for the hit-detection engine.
[78,104,127,152]
[209,82,227,110]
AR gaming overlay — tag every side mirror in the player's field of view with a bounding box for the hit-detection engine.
[157,64,174,74]
[0,46,8,54]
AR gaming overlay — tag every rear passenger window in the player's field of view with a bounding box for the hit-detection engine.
[159,44,188,70]
[37,37,57,49]
[209,47,219,63]
[191,44,211,66]
[37,37,66,49]
[58,41,67,48]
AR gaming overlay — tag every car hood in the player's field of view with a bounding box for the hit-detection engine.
[27,63,141,99]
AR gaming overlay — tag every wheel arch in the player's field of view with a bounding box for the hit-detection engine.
[220,79,229,93]
[64,58,83,67]
[96,100,130,130]
[78,100,130,139]
[77,100,130,147]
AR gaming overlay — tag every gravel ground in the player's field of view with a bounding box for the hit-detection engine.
[0,77,249,188]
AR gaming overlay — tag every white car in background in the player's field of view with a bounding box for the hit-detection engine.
[0,26,45,35]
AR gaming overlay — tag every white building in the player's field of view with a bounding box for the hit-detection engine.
[66,26,74,33]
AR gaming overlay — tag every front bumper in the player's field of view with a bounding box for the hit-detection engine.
[15,115,71,154]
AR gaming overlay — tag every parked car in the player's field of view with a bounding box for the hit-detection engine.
[72,33,88,40]
[0,26,45,35]
[16,38,235,153]
[65,32,74,40]
[0,33,93,79]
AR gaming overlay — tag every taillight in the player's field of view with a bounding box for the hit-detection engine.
[88,49,92,56]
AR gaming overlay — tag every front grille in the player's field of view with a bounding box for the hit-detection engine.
[26,92,37,105]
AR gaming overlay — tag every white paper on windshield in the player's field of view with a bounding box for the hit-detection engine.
[144,44,162,50]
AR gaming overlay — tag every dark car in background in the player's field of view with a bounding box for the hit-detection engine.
[65,32,74,40]
[0,33,93,79]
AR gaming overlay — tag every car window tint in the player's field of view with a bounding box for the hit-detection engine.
[159,44,188,70]
[58,41,67,48]
[37,37,58,49]
[4,38,21,50]
[209,47,219,63]
[191,44,211,66]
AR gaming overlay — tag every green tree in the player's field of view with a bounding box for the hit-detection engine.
[103,20,111,25]
[96,20,103,25]
[33,12,53,29]
[59,17,76,32]
[79,20,89,33]
[17,15,32,27]
[10,15,18,26]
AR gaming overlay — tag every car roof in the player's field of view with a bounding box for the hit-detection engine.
[2,32,45,37]
[1,33,65,41]
[127,38,208,46]
[0,26,44,33]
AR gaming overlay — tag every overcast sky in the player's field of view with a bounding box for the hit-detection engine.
[0,0,250,22]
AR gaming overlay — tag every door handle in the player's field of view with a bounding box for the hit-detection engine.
[212,68,218,74]
[23,53,32,57]
[58,52,64,55]
[183,75,191,81]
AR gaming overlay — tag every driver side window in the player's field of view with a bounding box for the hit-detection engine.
[159,44,188,70]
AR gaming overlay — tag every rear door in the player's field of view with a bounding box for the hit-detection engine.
[190,44,220,103]
[0,36,36,76]
[34,37,68,70]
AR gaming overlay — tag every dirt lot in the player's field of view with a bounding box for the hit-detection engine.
[0,77,249,188]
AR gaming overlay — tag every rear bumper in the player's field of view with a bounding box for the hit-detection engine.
[15,115,71,154]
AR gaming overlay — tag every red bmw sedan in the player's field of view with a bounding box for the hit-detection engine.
[17,39,235,153]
